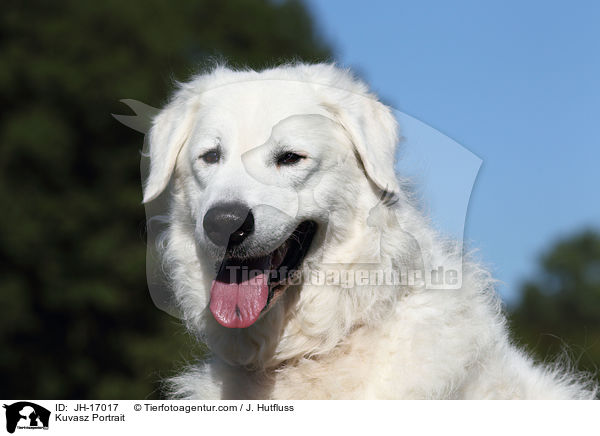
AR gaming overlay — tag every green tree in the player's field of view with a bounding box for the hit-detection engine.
[0,0,331,399]
[509,230,600,386]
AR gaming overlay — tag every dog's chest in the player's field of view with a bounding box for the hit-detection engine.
[268,330,399,399]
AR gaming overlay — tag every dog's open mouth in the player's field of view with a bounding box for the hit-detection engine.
[209,221,317,329]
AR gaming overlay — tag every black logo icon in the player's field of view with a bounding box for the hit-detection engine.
[3,402,50,434]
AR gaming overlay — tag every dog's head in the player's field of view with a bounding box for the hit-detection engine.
[144,64,403,365]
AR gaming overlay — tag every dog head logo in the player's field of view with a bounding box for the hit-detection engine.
[3,402,50,433]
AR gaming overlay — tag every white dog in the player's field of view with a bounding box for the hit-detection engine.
[142,63,597,399]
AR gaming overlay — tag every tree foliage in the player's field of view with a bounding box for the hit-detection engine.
[0,0,331,399]
[509,230,600,386]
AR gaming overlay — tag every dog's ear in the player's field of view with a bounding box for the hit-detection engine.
[142,96,197,203]
[325,94,400,198]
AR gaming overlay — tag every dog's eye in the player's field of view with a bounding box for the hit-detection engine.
[199,149,221,164]
[276,152,305,166]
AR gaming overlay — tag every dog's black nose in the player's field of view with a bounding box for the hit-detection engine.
[203,202,254,247]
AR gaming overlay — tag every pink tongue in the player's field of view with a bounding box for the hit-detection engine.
[210,256,271,328]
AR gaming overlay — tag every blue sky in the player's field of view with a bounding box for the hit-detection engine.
[305,0,600,303]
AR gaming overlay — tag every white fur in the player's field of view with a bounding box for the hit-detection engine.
[144,63,597,399]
